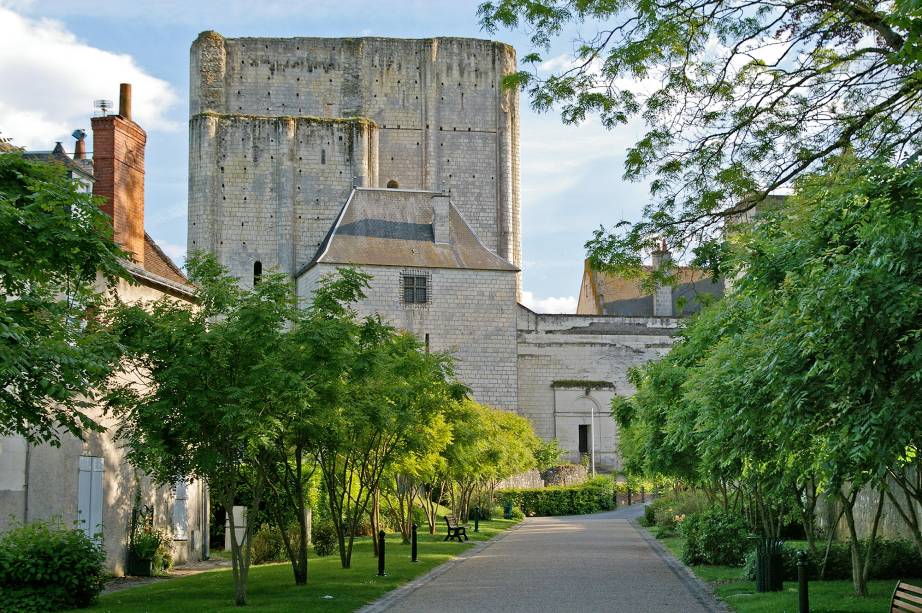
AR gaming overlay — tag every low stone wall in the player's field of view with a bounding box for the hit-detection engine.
[541,464,588,487]
[495,469,545,490]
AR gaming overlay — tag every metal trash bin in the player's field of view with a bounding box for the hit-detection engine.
[753,537,785,592]
[503,500,513,519]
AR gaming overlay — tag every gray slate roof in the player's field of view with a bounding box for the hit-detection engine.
[299,188,518,274]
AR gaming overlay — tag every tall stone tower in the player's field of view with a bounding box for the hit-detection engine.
[188,31,521,287]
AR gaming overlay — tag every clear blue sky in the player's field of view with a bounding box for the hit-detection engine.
[1,0,649,311]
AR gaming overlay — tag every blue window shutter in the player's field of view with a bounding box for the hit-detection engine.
[173,480,189,540]
[78,456,104,541]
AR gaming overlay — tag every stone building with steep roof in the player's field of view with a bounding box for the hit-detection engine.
[188,32,695,472]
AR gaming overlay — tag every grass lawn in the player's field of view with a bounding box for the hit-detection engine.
[647,527,920,612]
[91,518,518,613]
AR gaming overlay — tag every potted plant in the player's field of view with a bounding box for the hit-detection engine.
[127,529,163,576]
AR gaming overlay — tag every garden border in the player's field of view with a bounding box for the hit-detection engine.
[630,519,731,613]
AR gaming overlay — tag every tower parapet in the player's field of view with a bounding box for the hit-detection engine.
[188,32,520,287]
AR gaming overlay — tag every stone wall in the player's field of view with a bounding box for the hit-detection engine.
[190,32,521,280]
[495,470,545,490]
[542,464,588,487]
[188,113,377,283]
[516,306,679,472]
[300,263,519,411]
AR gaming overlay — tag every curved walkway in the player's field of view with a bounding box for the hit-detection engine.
[366,505,725,613]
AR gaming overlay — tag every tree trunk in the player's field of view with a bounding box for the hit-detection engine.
[861,489,886,586]
[839,487,876,597]
[888,465,922,560]
[820,505,845,580]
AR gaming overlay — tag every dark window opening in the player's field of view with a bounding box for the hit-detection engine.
[253,261,262,286]
[387,179,399,189]
[321,149,326,165]
[402,275,428,304]
[578,425,590,454]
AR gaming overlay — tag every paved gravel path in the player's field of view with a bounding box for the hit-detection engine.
[368,504,724,613]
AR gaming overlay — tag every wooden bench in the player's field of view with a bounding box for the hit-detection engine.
[443,515,468,542]
[892,581,922,612]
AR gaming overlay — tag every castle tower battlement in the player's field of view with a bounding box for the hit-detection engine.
[189,31,521,286]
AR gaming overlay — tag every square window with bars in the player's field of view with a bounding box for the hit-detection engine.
[402,273,429,305]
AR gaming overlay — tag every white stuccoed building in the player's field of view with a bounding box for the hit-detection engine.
[188,31,696,472]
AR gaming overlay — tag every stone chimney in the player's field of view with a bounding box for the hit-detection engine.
[432,195,450,244]
[651,240,673,317]
[91,83,146,265]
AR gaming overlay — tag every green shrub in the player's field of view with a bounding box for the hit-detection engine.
[743,539,922,580]
[500,477,615,516]
[0,520,106,612]
[511,506,525,520]
[681,509,750,566]
[312,520,337,557]
[649,491,708,525]
[643,504,656,526]
[251,523,285,564]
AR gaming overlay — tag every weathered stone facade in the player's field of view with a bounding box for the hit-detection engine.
[300,263,519,412]
[188,32,682,472]
[516,308,679,471]
[189,32,521,287]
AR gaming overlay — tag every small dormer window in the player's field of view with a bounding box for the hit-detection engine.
[402,272,429,305]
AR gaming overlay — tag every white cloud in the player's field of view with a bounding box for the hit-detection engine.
[0,6,178,150]
[520,290,577,314]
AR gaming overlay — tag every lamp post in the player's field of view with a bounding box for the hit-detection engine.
[590,396,596,477]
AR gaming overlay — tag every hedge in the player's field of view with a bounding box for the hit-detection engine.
[500,477,615,516]
[0,520,106,612]
[744,539,922,581]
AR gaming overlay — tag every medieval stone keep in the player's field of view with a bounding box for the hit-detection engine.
[189,31,683,471]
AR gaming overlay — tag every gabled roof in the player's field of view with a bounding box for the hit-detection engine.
[143,232,188,285]
[297,188,518,275]
[21,145,94,182]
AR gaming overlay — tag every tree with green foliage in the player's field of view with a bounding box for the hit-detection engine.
[307,284,466,568]
[380,413,452,544]
[440,399,540,521]
[613,157,922,596]
[0,153,127,445]
[534,437,564,471]
[479,0,922,271]
[107,253,299,606]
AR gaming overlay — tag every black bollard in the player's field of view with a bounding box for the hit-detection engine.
[411,523,418,563]
[641,486,646,503]
[377,530,386,576]
[627,487,632,506]
[474,507,480,532]
[797,550,809,612]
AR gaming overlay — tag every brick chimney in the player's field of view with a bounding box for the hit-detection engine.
[91,83,146,265]
[651,239,674,317]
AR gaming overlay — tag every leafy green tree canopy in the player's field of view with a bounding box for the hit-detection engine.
[0,153,127,444]
[479,0,922,269]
